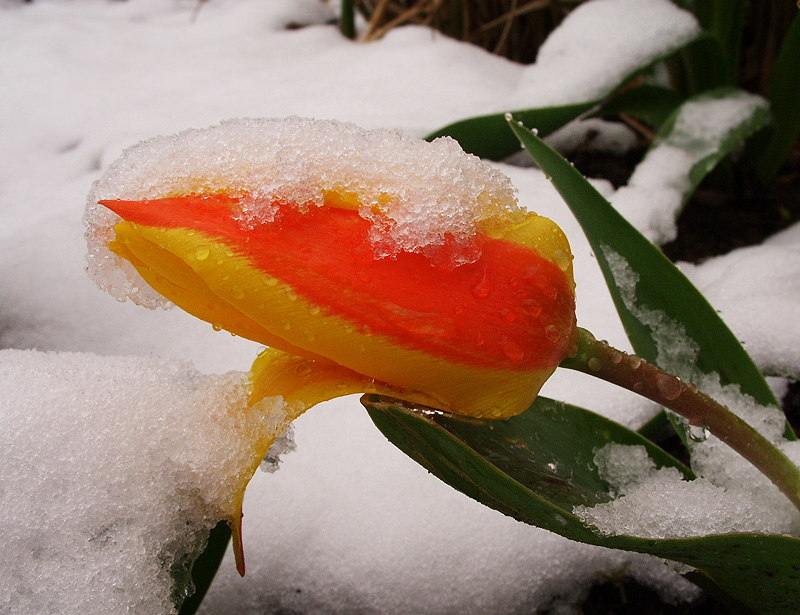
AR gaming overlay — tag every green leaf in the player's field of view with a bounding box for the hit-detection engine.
[672,0,745,85]
[365,396,800,615]
[177,522,231,615]
[505,116,785,415]
[425,102,594,160]
[648,88,770,202]
[748,10,800,185]
[590,85,684,130]
[672,33,732,94]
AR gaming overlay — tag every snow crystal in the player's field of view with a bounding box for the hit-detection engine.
[574,443,799,539]
[611,91,769,244]
[0,349,290,615]
[85,117,522,307]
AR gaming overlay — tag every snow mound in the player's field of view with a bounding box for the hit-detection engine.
[0,349,288,615]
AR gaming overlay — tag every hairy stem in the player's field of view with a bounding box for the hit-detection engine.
[560,328,800,513]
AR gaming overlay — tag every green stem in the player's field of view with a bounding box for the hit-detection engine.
[560,328,800,513]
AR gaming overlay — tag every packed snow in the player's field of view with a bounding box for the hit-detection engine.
[1,0,799,613]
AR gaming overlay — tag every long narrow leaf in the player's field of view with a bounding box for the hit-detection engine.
[749,10,800,185]
[425,102,594,160]
[590,84,684,130]
[506,117,783,414]
[366,397,800,615]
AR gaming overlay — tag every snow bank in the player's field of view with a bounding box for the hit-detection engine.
[0,349,288,615]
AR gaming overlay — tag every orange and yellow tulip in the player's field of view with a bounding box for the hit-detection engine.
[88,117,578,573]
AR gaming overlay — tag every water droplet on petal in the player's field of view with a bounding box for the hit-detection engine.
[194,245,210,261]
[500,337,524,363]
[544,324,560,342]
[280,319,291,330]
[553,249,572,272]
[302,330,315,341]
[628,355,643,370]
[231,286,245,300]
[308,306,321,316]
[504,112,513,121]
[500,309,517,324]
[285,288,297,301]
[295,364,313,377]
[472,268,491,299]
[263,276,279,287]
[211,323,222,332]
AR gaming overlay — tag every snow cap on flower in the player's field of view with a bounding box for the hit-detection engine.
[85,117,578,421]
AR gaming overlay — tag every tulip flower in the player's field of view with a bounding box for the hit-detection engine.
[85,117,578,572]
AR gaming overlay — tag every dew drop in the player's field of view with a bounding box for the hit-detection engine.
[285,288,297,301]
[263,276,279,287]
[280,319,291,330]
[688,425,710,442]
[544,324,560,342]
[587,357,602,372]
[231,286,245,300]
[610,352,623,364]
[525,305,542,319]
[504,112,513,121]
[472,268,491,299]
[344,324,355,334]
[302,330,315,341]
[628,355,643,370]
[553,249,572,272]
[211,323,222,332]
[499,337,524,363]
[308,306,321,316]
[656,373,684,401]
[194,245,210,261]
[295,364,313,377]
[500,309,517,324]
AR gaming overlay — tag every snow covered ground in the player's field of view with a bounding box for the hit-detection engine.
[1,1,799,613]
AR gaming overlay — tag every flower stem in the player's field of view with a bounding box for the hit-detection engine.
[560,328,800,513]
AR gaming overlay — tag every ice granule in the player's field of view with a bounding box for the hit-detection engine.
[574,444,799,539]
[85,117,523,307]
[0,349,291,615]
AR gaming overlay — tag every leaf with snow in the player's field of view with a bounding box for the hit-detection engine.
[611,88,771,245]
[427,0,701,159]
